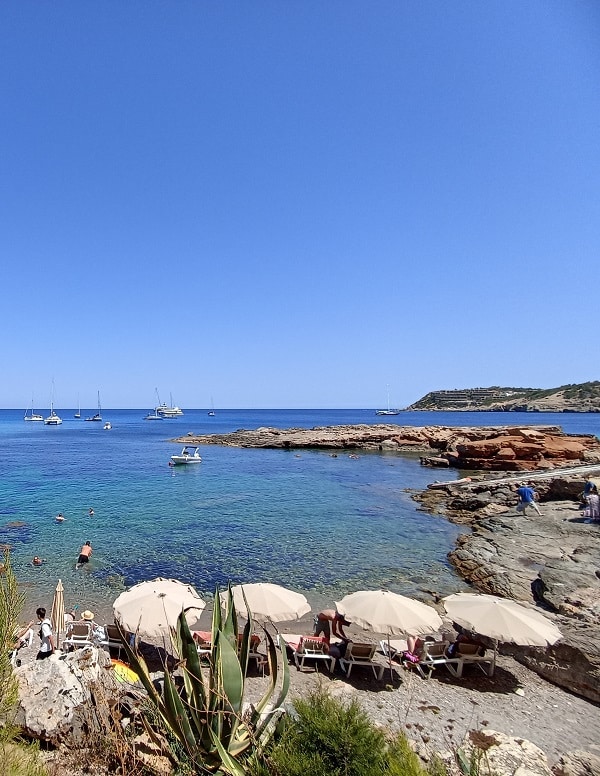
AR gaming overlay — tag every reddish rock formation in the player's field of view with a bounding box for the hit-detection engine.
[447,429,598,471]
[176,424,600,472]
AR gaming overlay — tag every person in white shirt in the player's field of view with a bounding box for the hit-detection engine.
[36,607,55,660]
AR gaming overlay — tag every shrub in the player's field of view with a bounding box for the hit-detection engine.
[259,688,446,776]
[0,548,48,776]
[119,584,290,775]
[263,688,386,776]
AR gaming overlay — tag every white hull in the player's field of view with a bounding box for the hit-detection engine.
[44,414,62,425]
[170,446,202,465]
[24,400,44,421]
[375,409,400,416]
[156,404,184,417]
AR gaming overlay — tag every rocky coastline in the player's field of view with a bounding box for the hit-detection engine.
[177,424,600,704]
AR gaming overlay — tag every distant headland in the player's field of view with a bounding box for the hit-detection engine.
[405,380,600,413]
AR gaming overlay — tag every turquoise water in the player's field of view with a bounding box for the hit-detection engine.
[2,408,599,614]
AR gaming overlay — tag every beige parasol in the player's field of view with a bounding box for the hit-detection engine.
[335,589,443,637]
[222,583,311,623]
[443,593,562,646]
[113,577,206,642]
[50,579,65,649]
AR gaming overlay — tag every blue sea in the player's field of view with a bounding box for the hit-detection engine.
[2,408,599,616]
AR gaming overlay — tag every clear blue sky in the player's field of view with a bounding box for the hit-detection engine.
[2,2,598,409]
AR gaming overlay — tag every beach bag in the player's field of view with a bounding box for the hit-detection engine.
[516,502,525,512]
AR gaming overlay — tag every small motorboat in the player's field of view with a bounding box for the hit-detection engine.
[170,446,202,465]
[103,421,112,430]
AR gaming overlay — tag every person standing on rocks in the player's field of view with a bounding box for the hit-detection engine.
[517,482,541,516]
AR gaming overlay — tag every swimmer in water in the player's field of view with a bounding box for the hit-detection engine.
[88,508,94,517]
[75,541,92,569]
[55,513,66,522]
[32,556,44,566]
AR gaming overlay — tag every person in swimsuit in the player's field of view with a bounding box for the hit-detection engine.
[313,609,351,643]
[77,541,92,567]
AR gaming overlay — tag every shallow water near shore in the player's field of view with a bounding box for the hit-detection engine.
[2,408,599,618]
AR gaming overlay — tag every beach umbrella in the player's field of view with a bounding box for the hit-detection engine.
[113,577,206,642]
[335,590,443,637]
[443,593,562,647]
[50,579,65,648]
[222,583,311,623]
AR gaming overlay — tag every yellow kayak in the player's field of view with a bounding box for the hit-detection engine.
[111,659,139,684]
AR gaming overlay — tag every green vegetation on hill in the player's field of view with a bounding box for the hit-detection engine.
[407,381,600,412]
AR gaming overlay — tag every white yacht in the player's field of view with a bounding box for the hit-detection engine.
[156,392,184,417]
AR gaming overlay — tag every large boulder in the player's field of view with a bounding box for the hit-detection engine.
[14,646,122,746]
[553,751,600,776]
[459,730,553,776]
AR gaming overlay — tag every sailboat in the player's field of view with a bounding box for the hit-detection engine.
[44,382,62,425]
[74,395,81,419]
[24,397,44,422]
[145,390,163,420]
[375,386,400,416]
[207,397,216,417]
[85,391,102,421]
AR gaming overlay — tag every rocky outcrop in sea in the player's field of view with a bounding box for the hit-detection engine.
[177,424,600,471]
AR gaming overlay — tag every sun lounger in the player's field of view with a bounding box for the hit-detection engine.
[100,624,126,659]
[63,622,93,651]
[444,642,495,678]
[192,630,212,658]
[339,642,385,679]
[379,638,408,660]
[238,633,267,674]
[277,633,335,673]
[402,640,455,679]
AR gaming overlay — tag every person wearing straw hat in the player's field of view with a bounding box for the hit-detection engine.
[77,609,105,644]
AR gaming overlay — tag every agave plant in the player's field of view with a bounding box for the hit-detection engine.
[117,584,290,775]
